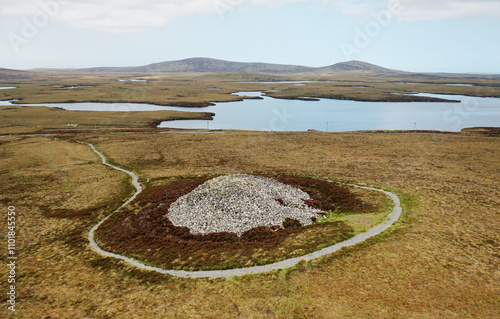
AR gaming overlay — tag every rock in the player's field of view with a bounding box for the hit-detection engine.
[166,174,323,236]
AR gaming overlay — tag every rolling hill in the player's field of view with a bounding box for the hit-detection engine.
[29,58,402,75]
[0,68,33,80]
[15,58,500,79]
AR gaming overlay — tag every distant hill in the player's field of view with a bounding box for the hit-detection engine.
[0,68,32,80]
[31,58,404,75]
[16,58,500,78]
[141,58,315,74]
[318,60,397,73]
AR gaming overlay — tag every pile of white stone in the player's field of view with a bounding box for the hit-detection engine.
[166,174,323,236]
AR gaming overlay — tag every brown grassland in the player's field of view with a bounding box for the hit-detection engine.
[0,71,499,318]
[1,129,499,318]
[0,104,213,134]
[95,176,392,271]
[2,73,500,111]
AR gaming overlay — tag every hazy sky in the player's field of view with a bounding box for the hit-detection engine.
[1,0,499,73]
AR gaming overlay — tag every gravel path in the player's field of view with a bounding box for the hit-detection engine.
[82,141,402,278]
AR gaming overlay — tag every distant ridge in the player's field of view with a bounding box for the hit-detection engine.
[142,58,315,74]
[0,68,32,80]
[319,60,395,73]
[29,57,402,75]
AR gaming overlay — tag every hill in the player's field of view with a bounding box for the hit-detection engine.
[0,68,33,80]
[30,58,403,75]
[16,58,500,78]
[139,58,315,74]
[318,60,397,73]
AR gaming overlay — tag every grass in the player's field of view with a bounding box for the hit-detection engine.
[321,211,388,233]
[93,175,393,271]
[321,186,396,233]
[0,104,212,134]
[2,72,500,111]
[2,72,499,135]
[1,129,499,318]
[0,72,499,318]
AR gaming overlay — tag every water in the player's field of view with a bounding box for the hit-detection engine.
[244,81,475,87]
[236,81,340,84]
[396,82,475,87]
[118,79,147,82]
[0,100,17,105]
[0,87,16,90]
[52,85,91,89]
[4,91,499,132]
[160,92,500,132]
[23,101,187,112]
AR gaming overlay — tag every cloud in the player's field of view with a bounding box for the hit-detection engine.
[1,0,243,32]
[320,0,500,21]
[395,0,500,21]
[1,0,499,33]
[0,0,312,32]
[58,1,212,32]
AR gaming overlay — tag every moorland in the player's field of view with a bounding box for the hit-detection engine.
[1,59,500,134]
[0,61,499,318]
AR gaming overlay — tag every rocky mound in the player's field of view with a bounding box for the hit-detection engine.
[166,174,323,236]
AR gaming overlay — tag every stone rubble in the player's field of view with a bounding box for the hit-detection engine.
[166,174,323,236]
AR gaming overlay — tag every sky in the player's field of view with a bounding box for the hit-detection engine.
[1,0,499,73]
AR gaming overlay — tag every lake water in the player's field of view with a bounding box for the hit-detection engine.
[159,92,500,132]
[396,82,475,87]
[118,79,147,82]
[3,91,499,132]
[237,81,341,84]
[52,85,92,89]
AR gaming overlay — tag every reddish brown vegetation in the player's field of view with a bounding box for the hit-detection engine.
[96,176,363,270]
[275,176,371,213]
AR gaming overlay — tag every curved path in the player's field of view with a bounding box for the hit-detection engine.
[80,141,402,279]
